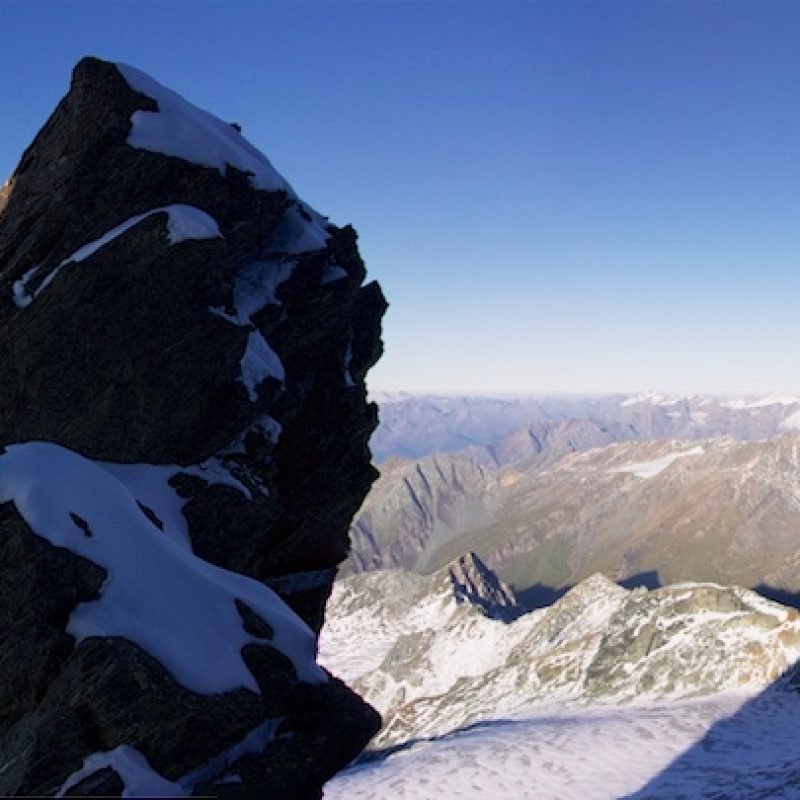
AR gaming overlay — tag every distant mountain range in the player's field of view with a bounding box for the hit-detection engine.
[370,392,800,463]
[350,393,800,598]
[324,394,800,798]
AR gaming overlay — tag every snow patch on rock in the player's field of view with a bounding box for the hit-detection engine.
[13,205,221,308]
[117,63,290,194]
[240,330,285,401]
[271,203,331,254]
[56,745,182,798]
[98,456,254,550]
[611,445,705,479]
[0,441,326,694]
[209,260,296,329]
[322,265,349,285]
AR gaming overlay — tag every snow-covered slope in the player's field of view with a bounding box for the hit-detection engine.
[319,552,521,684]
[325,688,800,800]
[321,563,800,750]
[0,441,325,693]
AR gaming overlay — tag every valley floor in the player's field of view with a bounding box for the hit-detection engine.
[325,688,800,799]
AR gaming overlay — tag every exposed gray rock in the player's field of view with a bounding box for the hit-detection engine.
[345,453,497,575]
[323,566,800,751]
[447,551,518,620]
[347,435,800,598]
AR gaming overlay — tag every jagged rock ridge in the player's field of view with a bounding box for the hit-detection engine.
[447,551,518,620]
[321,560,800,750]
[0,58,385,797]
[346,435,800,597]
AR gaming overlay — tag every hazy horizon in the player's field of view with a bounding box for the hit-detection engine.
[369,386,800,400]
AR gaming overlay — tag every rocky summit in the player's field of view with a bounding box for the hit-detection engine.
[0,58,384,797]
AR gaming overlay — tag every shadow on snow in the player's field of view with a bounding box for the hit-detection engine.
[620,669,800,799]
[353,572,800,798]
[354,672,800,799]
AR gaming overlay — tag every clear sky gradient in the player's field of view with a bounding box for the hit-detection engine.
[1,1,799,396]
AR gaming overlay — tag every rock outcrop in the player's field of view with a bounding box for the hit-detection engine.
[0,57,384,797]
[322,566,800,750]
[345,452,499,574]
[447,551,519,620]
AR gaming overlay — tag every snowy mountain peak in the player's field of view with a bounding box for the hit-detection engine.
[565,572,623,598]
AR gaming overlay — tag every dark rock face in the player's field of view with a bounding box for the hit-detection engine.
[0,57,384,796]
[448,551,520,621]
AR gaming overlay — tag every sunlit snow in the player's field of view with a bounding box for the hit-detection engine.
[620,392,668,406]
[611,445,704,479]
[326,690,800,800]
[620,392,700,408]
[723,395,800,410]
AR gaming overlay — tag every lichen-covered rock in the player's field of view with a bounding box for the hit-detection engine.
[0,57,383,796]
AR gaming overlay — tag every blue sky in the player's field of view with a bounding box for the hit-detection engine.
[2,1,800,396]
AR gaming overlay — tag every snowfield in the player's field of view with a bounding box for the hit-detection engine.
[322,561,800,799]
[611,445,705,479]
[325,687,800,799]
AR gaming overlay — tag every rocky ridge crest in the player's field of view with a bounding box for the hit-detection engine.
[322,562,800,750]
[346,435,800,596]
